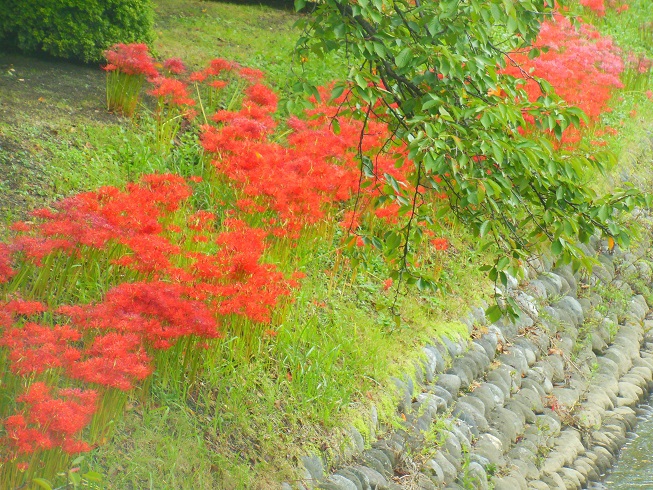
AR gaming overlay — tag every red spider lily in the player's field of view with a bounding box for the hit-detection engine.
[2,383,98,456]
[4,299,47,316]
[340,210,362,231]
[189,71,208,83]
[209,80,228,90]
[137,174,193,211]
[163,57,186,75]
[244,84,278,112]
[188,210,216,231]
[103,43,159,78]
[17,175,192,262]
[12,236,76,266]
[580,0,605,16]
[626,52,652,74]
[9,222,30,232]
[67,281,221,347]
[502,15,623,122]
[148,77,196,107]
[201,79,415,238]
[207,58,237,76]
[184,220,295,323]
[0,243,16,283]
[67,333,152,390]
[374,203,401,224]
[431,238,449,251]
[114,234,181,276]
[1,323,81,375]
[238,67,265,82]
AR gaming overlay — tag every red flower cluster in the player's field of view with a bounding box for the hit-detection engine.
[2,383,98,456]
[199,75,417,239]
[503,15,623,122]
[148,77,195,107]
[0,51,455,466]
[163,57,186,75]
[190,219,296,322]
[580,0,629,16]
[431,238,449,251]
[580,0,606,17]
[0,243,15,283]
[1,322,80,375]
[66,281,220,347]
[67,333,152,390]
[103,43,158,78]
[13,174,190,267]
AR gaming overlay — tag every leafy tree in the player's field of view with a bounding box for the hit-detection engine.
[294,0,650,319]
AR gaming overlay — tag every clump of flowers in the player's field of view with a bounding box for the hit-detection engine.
[2,383,98,457]
[0,243,15,283]
[148,76,196,153]
[103,43,159,116]
[502,14,624,143]
[580,0,606,17]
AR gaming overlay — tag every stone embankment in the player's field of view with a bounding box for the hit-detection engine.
[288,228,653,489]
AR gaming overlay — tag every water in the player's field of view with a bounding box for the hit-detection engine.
[602,403,653,489]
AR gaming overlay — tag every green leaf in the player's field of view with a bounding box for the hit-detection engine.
[396,47,412,69]
[528,48,540,59]
[385,231,402,250]
[69,470,82,487]
[330,83,346,101]
[551,238,564,256]
[384,173,402,194]
[373,42,386,57]
[31,479,53,490]
[486,305,503,323]
[331,118,341,135]
[417,277,437,292]
[71,456,85,466]
[83,471,104,483]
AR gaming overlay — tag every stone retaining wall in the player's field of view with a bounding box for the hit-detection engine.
[288,229,653,490]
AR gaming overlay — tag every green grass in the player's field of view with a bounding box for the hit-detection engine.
[152,0,346,90]
[87,220,491,488]
[0,5,492,484]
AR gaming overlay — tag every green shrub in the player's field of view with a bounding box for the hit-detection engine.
[0,0,154,62]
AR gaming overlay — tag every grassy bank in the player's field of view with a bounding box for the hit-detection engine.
[0,0,652,488]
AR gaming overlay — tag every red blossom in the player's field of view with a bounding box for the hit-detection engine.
[10,222,30,232]
[0,243,16,283]
[431,238,449,251]
[207,58,236,76]
[148,77,195,106]
[68,333,153,390]
[580,0,605,16]
[238,67,265,82]
[1,323,81,375]
[69,281,221,347]
[104,43,158,78]
[163,57,186,75]
[501,14,623,133]
[4,299,47,316]
[189,70,208,83]
[2,383,98,456]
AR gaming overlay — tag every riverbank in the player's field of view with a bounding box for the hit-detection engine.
[298,206,653,488]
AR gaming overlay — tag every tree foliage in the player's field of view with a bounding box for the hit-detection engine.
[294,0,650,317]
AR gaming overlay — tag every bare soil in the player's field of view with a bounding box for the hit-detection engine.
[0,52,119,222]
